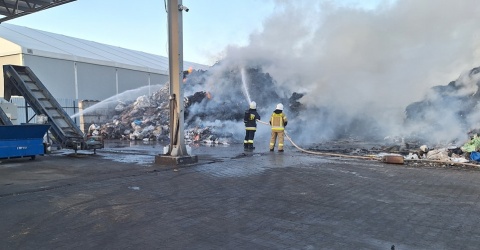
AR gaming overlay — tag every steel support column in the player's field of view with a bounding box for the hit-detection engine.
[155,0,197,165]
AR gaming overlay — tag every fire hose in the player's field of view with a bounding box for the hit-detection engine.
[256,119,480,168]
[256,120,375,160]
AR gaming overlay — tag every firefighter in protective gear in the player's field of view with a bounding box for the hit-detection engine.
[244,101,261,151]
[269,103,288,152]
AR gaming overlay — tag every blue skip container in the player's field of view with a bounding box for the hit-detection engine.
[0,124,50,160]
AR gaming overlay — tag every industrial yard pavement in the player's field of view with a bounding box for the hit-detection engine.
[1,141,480,249]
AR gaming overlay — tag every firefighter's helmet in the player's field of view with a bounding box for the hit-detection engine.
[276,103,283,111]
[250,101,257,109]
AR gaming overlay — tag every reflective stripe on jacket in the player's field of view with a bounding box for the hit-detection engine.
[270,112,287,131]
[244,109,260,131]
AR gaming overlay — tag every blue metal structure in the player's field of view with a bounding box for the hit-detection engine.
[0,124,50,160]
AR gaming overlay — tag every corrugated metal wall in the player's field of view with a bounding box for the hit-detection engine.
[0,53,22,98]
[9,97,80,125]
[20,54,169,101]
[23,55,76,99]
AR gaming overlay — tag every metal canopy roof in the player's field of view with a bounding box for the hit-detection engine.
[0,0,75,23]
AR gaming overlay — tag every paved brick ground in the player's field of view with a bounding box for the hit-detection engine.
[1,144,480,249]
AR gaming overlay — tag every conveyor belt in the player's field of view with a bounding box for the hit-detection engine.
[3,65,87,150]
[0,105,13,125]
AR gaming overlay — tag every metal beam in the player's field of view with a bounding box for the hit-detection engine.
[0,2,41,15]
[0,0,75,23]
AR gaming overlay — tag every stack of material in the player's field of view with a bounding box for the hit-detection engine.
[99,84,170,141]
[97,83,239,144]
[97,65,303,144]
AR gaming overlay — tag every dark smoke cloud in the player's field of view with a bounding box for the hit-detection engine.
[189,0,480,145]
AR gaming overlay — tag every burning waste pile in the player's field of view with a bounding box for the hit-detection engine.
[93,60,480,166]
[75,0,480,168]
[398,66,480,165]
[96,85,171,142]
[96,63,304,145]
[296,65,480,167]
[95,84,222,143]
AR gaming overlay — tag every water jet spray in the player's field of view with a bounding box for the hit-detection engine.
[70,84,163,119]
[241,68,252,104]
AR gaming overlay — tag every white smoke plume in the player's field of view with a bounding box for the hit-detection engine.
[197,0,480,145]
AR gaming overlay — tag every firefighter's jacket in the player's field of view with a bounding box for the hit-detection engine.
[244,108,260,131]
[270,109,288,132]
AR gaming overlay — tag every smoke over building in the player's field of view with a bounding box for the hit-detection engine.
[97,0,480,147]
[194,0,480,145]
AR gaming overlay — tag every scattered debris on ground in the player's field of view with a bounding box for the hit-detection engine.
[309,135,480,169]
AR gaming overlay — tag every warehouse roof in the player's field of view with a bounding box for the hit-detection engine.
[0,23,208,74]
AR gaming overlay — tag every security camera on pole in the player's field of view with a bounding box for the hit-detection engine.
[155,0,198,165]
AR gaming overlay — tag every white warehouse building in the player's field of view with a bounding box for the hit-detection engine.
[0,23,207,101]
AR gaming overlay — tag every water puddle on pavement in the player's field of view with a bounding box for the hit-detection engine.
[101,153,154,166]
[97,140,335,173]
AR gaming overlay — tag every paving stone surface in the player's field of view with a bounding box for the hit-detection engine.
[1,142,480,249]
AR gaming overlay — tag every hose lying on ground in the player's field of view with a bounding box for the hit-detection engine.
[256,120,375,160]
[256,119,480,168]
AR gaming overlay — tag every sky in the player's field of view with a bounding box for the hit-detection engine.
[5,0,382,66]
[5,0,278,65]
[5,0,480,144]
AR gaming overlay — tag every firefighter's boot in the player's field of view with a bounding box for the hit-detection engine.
[244,143,248,151]
[248,143,255,151]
